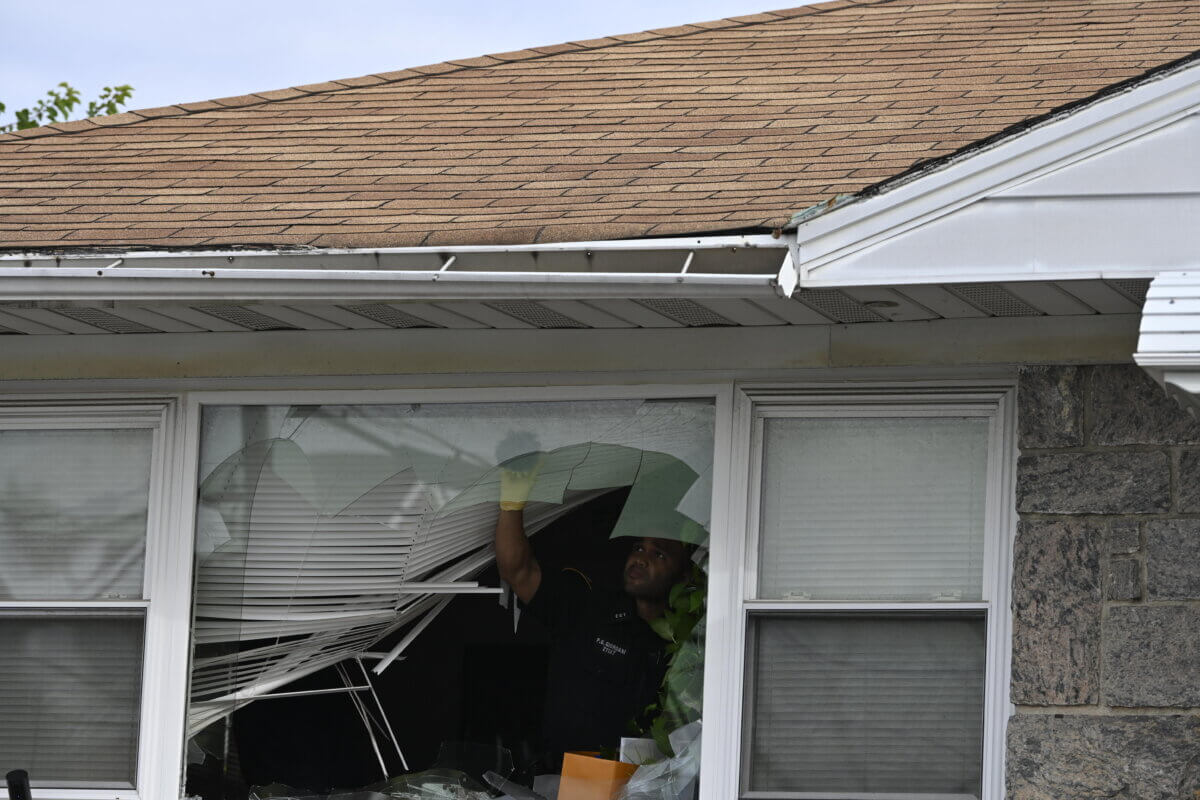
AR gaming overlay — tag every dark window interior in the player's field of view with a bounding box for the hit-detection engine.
[187,490,630,799]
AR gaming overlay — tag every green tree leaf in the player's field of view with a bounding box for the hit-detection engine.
[627,562,709,750]
[2,82,134,133]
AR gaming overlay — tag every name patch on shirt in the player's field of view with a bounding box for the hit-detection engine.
[594,637,628,658]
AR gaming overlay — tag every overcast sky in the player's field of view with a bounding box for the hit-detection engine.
[1,1,818,127]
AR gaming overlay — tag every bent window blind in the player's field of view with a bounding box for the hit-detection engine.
[189,400,714,735]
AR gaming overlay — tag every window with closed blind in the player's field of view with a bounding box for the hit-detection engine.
[0,402,189,800]
[738,391,1015,800]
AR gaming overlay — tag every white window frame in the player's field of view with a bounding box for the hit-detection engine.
[0,377,1014,800]
[182,383,734,795]
[697,384,1016,800]
[0,400,194,800]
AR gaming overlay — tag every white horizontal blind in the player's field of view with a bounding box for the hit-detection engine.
[0,428,151,600]
[746,615,985,796]
[0,614,144,788]
[189,400,715,735]
[758,417,988,602]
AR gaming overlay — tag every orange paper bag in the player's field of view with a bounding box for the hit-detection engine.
[559,751,639,800]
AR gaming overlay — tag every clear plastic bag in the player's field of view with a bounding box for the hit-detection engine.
[615,722,701,800]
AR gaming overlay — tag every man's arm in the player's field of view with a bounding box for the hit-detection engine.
[495,508,542,603]
[495,460,543,603]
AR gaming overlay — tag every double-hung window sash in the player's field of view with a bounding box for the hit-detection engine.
[0,404,178,799]
[739,391,1014,800]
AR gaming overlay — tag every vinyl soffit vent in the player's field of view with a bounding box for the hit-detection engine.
[192,304,299,331]
[341,303,441,329]
[793,289,882,324]
[635,298,733,327]
[486,301,587,329]
[1107,279,1152,305]
[52,307,161,334]
[947,285,1042,317]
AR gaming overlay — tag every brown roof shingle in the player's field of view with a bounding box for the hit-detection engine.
[2,0,1199,251]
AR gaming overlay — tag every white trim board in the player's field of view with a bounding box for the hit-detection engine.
[0,313,1141,383]
[789,58,1200,289]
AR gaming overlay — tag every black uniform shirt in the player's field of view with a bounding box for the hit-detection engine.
[521,567,668,759]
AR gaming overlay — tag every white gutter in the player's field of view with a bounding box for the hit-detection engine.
[0,234,792,301]
[0,233,783,263]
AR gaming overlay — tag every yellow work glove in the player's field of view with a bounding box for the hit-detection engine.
[499,456,542,511]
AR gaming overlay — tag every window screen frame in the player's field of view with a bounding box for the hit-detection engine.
[706,386,1016,800]
[0,401,193,800]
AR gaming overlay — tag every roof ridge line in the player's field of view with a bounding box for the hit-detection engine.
[0,0,891,144]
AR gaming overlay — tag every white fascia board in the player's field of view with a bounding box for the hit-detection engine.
[0,235,789,302]
[790,58,1200,289]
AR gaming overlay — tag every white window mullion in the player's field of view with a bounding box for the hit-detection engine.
[980,390,1017,800]
[137,397,196,800]
[698,384,751,800]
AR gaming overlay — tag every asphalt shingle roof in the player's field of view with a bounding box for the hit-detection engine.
[2,0,1199,251]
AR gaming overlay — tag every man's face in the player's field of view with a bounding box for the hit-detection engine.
[623,536,688,600]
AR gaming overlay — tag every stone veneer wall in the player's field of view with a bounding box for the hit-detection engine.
[1008,365,1200,799]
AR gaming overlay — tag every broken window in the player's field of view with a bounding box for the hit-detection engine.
[186,399,713,800]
